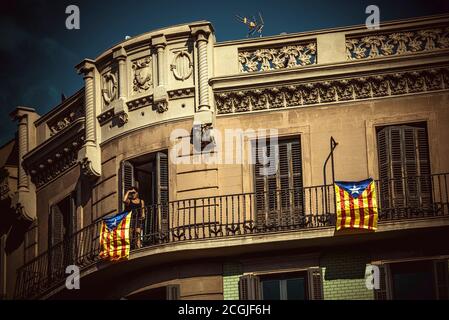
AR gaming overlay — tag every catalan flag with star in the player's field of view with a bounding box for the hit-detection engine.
[334,178,378,231]
[99,211,132,261]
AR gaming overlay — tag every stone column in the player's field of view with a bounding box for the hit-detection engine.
[114,47,127,99]
[156,44,165,86]
[196,31,210,112]
[112,47,128,124]
[82,63,96,147]
[191,25,213,125]
[17,114,29,192]
[153,35,168,113]
[10,106,39,221]
[76,59,101,178]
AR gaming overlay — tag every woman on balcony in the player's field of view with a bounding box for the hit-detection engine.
[123,186,145,248]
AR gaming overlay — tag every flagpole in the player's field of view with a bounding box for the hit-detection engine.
[323,137,338,218]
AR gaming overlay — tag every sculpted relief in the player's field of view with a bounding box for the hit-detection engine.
[132,57,153,93]
[101,71,118,106]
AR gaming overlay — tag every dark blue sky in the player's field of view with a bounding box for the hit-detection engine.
[1,0,448,146]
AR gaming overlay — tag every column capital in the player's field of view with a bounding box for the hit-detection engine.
[152,34,167,49]
[113,46,127,61]
[190,24,213,41]
[76,59,96,79]
[10,106,37,122]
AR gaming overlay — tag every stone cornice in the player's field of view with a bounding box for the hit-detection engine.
[34,88,84,126]
[214,66,449,115]
[22,119,85,188]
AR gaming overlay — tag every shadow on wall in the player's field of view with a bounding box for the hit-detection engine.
[320,250,369,280]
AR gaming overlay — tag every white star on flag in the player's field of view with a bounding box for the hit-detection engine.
[349,185,361,195]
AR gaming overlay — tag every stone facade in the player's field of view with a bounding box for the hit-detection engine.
[1,14,449,300]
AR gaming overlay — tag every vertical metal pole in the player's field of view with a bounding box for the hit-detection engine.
[323,137,338,215]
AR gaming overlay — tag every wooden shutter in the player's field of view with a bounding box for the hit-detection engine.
[166,284,180,300]
[307,267,323,300]
[239,274,260,300]
[49,204,64,278]
[377,124,432,216]
[121,161,134,210]
[49,205,64,246]
[253,138,303,228]
[434,260,449,300]
[156,152,169,235]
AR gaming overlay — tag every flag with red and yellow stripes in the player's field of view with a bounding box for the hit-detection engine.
[99,211,132,261]
[334,178,378,231]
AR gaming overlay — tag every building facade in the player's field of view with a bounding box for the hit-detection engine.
[1,14,449,300]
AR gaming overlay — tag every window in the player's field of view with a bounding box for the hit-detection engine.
[253,137,303,228]
[239,268,323,300]
[375,260,449,300]
[261,273,307,300]
[120,151,169,243]
[376,123,432,215]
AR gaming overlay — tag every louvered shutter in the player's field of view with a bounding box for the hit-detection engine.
[166,284,180,300]
[239,274,261,300]
[377,124,432,217]
[434,260,449,300]
[291,140,303,223]
[254,140,267,229]
[156,152,169,236]
[49,205,64,278]
[417,128,432,210]
[253,138,303,229]
[50,205,64,246]
[121,161,134,210]
[377,129,391,212]
[307,267,323,300]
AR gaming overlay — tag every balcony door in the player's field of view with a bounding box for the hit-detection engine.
[377,123,432,217]
[120,151,169,244]
[48,194,75,278]
[253,137,303,229]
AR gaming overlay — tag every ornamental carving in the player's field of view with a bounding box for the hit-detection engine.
[101,71,118,106]
[132,57,152,93]
[238,41,317,72]
[47,101,84,136]
[214,67,449,114]
[170,51,193,81]
[346,25,449,60]
[28,133,85,188]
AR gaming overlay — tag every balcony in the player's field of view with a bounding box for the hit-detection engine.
[14,173,449,299]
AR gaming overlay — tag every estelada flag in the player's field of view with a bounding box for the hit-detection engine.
[99,211,132,261]
[334,178,378,231]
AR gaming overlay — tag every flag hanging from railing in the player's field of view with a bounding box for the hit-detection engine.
[334,178,378,231]
[99,211,132,261]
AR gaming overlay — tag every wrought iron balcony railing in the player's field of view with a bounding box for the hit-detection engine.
[14,173,449,299]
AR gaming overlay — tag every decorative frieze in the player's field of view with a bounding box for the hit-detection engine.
[238,41,317,73]
[168,88,195,100]
[215,67,449,114]
[126,95,154,111]
[47,100,85,136]
[132,57,153,93]
[346,25,449,60]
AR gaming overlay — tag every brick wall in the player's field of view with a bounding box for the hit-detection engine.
[223,262,242,300]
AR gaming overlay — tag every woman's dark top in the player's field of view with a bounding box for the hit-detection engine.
[125,199,142,212]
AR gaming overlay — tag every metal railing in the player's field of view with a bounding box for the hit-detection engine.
[14,173,449,299]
